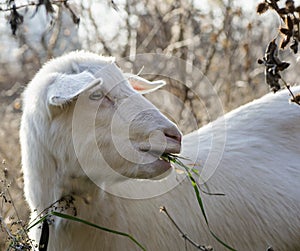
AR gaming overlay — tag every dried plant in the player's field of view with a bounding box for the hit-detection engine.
[257,39,289,93]
[257,0,300,52]
[257,0,300,103]
[1,159,145,251]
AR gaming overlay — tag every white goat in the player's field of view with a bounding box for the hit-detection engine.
[20,51,300,251]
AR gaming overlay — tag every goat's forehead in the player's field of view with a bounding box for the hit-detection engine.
[75,62,108,75]
[89,78,135,96]
[90,63,136,95]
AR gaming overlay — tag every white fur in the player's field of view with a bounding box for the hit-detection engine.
[20,51,300,251]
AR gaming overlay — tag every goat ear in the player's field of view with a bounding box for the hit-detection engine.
[125,73,166,94]
[47,71,101,106]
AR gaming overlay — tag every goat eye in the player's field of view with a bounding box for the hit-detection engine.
[89,90,103,100]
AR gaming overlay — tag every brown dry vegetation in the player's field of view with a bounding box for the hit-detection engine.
[0,92,27,250]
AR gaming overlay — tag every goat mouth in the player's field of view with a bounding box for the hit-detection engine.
[136,157,173,180]
[159,155,173,171]
[135,138,181,179]
[133,150,177,179]
[139,137,181,156]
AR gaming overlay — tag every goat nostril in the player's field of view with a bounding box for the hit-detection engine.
[164,127,182,143]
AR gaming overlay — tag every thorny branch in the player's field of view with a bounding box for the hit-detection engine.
[0,0,68,11]
[0,0,79,35]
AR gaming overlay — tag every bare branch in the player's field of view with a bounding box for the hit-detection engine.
[0,0,68,12]
[160,206,213,251]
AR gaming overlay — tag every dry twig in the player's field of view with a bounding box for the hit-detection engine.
[160,206,213,251]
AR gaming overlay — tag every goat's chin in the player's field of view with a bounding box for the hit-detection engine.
[133,159,173,180]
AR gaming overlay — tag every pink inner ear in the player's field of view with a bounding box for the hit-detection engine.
[132,84,145,91]
[130,80,147,91]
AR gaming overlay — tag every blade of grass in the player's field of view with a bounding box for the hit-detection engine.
[162,154,237,251]
[27,215,48,231]
[27,211,146,251]
[51,212,146,251]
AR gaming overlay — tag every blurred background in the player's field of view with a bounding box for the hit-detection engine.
[1,0,299,249]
